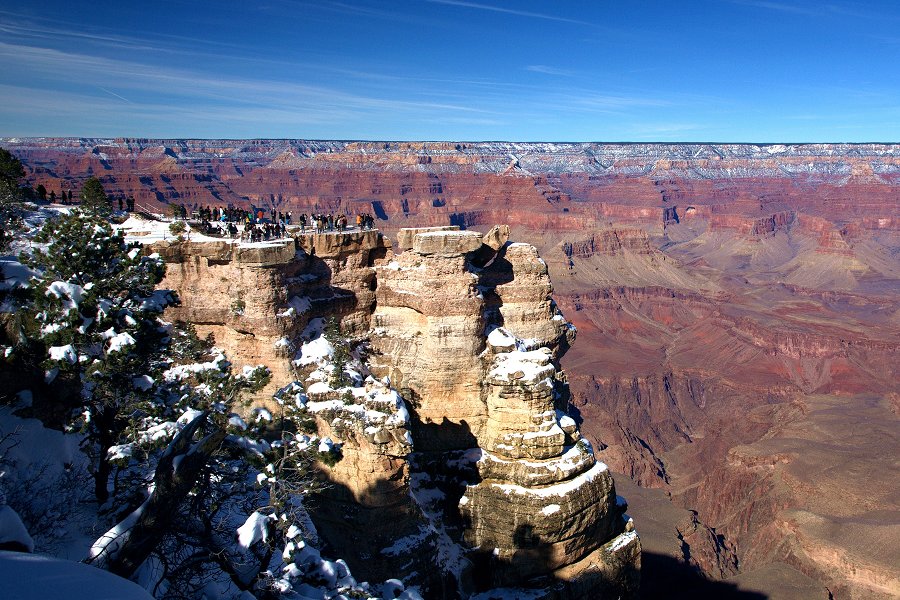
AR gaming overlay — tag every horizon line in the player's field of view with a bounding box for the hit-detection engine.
[2,136,899,146]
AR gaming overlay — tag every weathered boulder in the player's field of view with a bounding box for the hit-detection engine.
[367,228,637,596]
[482,347,560,460]
[148,239,300,404]
[150,238,299,266]
[294,228,387,259]
[297,381,421,584]
[413,230,483,256]
[397,225,459,251]
[481,242,575,357]
[460,460,625,580]
[457,333,634,593]
[481,224,510,251]
[291,229,388,334]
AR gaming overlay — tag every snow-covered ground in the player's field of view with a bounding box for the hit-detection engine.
[115,215,290,247]
[0,551,154,600]
[0,399,96,560]
[115,214,372,248]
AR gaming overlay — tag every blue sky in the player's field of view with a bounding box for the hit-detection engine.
[1,0,898,141]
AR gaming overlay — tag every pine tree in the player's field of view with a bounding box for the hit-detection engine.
[8,200,345,597]
[86,324,286,590]
[23,207,174,502]
[80,176,111,216]
[0,147,25,183]
[324,317,350,388]
[0,147,26,251]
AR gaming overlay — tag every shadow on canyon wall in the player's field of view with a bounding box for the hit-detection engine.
[305,438,646,599]
[640,552,767,600]
[297,254,359,320]
[304,442,769,599]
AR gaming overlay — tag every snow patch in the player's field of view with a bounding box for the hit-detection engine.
[608,530,638,552]
[48,344,77,364]
[106,331,136,353]
[236,511,274,549]
[278,295,311,318]
[0,551,153,599]
[228,415,248,430]
[488,348,555,384]
[0,258,37,293]
[295,336,334,367]
[487,327,517,349]
[491,461,608,498]
[0,505,35,552]
[132,375,154,391]
[541,503,561,516]
[45,281,84,312]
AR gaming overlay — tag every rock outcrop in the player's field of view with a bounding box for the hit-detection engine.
[148,230,387,403]
[148,226,638,598]
[374,228,638,596]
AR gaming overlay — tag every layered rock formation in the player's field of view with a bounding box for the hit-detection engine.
[144,225,638,598]
[6,139,897,241]
[9,138,898,598]
[148,240,301,404]
[367,227,637,594]
[147,230,386,404]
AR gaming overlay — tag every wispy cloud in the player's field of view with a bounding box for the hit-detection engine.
[0,83,368,136]
[0,10,510,95]
[98,87,132,103]
[425,0,593,26]
[570,93,671,110]
[0,41,494,132]
[323,1,421,21]
[276,1,435,26]
[0,10,242,53]
[729,0,817,16]
[729,0,892,20]
[525,65,574,77]
[0,20,159,52]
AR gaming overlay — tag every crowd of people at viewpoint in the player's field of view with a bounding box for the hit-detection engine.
[50,187,379,242]
[169,203,378,241]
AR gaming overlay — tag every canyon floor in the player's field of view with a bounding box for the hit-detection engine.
[5,139,899,598]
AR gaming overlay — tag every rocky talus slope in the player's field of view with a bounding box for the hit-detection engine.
[146,226,639,598]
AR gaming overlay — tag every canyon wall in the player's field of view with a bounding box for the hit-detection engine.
[5,139,897,238]
[8,138,899,598]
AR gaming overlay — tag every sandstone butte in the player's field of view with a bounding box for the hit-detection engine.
[146,225,641,599]
[6,139,899,598]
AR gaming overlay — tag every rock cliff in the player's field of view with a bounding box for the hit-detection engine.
[10,138,898,597]
[146,226,639,598]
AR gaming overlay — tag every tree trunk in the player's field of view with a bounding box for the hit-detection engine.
[93,406,117,505]
[87,412,226,578]
[94,455,111,505]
